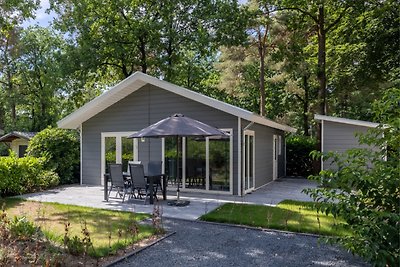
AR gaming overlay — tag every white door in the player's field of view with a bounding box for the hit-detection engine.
[101,132,138,185]
[273,135,278,180]
[243,130,255,193]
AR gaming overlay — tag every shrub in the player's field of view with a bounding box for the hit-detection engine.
[0,153,59,196]
[286,135,317,177]
[305,88,400,266]
[27,128,79,184]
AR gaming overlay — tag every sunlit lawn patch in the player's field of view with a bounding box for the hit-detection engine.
[200,200,350,236]
[1,198,154,258]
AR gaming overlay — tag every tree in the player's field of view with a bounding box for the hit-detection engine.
[272,9,319,135]
[280,0,356,116]
[18,26,66,131]
[305,88,400,266]
[326,0,399,120]
[0,0,39,130]
[50,0,248,83]
[247,0,280,116]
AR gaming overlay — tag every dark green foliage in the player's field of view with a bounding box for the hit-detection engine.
[286,135,317,177]
[27,128,79,184]
[304,88,400,266]
[0,154,59,196]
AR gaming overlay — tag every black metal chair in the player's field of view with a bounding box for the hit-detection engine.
[108,163,131,202]
[129,163,157,203]
[148,161,163,192]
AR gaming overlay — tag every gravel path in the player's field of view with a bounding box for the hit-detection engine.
[112,219,369,267]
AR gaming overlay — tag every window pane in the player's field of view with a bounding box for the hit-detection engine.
[165,137,180,186]
[105,137,116,173]
[209,136,230,191]
[121,137,133,172]
[186,137,206,189]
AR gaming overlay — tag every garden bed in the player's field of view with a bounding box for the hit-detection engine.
[0,198,164,266]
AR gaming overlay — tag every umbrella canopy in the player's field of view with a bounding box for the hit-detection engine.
[128,114,229,206]
[128,114,229,138]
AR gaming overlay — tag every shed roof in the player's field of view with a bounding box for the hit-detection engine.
[0,131,37,142]
[57,72,296,132]
[314,114,380,128]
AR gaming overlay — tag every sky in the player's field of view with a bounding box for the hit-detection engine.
[22,0,54,28]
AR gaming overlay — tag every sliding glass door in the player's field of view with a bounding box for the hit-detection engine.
[243,130,255,193]
[162,129,233,193]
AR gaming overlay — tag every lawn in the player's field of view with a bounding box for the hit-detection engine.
[1,198,156,258]
[200,200,350,236]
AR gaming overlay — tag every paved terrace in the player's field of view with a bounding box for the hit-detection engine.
[18,178,316,220]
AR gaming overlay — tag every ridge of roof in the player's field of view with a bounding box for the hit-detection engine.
[314,114,380,128]
[57,72,296,132]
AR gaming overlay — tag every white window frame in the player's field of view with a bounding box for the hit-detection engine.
[161,128,233,194]
[243,130,256,194]
[101,132,138,185]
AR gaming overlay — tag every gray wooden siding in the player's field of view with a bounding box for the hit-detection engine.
[241,120,285,189]
[322,121,374,170]
[82,84,239,189]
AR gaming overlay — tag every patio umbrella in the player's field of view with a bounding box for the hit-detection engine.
[128,113,229,206]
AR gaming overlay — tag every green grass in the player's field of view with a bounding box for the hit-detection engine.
[0,198,154,258]
[200,200,350,236]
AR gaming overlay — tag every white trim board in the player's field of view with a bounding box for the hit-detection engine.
[58,72,296,133]
[314,114,379,128]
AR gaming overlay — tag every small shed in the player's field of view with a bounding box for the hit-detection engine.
[58,72,296,196]
[0,131,37,158]
[314,114,379,170]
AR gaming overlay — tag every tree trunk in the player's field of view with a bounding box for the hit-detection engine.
[315,5,327,173]
[317,5,327,116]
[303,75,310,136]
[138,35,147,74]
[259,45,266,117]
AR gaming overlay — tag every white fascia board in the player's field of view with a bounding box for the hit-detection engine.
[57,73,147,129]
[139,74,296,132]
[57,71,296,132]
[314,114,379,128]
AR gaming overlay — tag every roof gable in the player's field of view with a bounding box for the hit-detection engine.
[0,131,37,142]
[57,72,296,132]
[314,114,379,128]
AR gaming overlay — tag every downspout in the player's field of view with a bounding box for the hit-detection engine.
[79,124,82,185]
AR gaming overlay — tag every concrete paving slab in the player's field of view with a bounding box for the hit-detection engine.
[17,178,317,220]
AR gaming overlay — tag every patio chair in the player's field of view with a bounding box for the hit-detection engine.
[129,163,157,204]
[148,161,163,192]
[108,163,132,202]
[126,161,142,174]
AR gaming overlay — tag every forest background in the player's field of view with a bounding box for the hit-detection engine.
[0,0,398,136]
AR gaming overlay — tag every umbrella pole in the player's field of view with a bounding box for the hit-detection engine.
[176,136,180,201]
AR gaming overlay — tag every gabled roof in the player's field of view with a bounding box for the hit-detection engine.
[314,114,380,128]
[57,72,296,132]
[0,131,37,142]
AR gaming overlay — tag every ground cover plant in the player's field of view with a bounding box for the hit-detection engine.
[200,200,350,236]
[0,198,161,266]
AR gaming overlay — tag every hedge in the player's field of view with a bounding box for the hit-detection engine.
[286,135,317,177]
[0,153,59,197]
